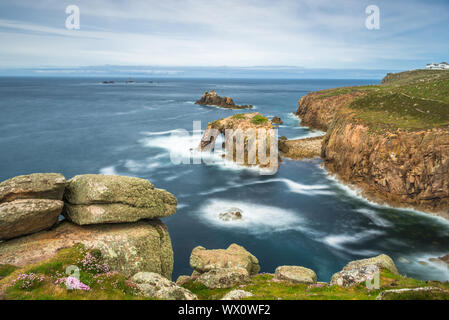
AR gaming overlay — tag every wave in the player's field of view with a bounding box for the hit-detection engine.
[99,166,118,175]
[322,230,385,256]
[199,199,306,235]
[355,208,393,228]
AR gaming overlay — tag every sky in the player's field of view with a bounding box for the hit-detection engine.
[0,0,448,75]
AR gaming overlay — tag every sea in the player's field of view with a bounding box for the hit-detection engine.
[1,76,448,282]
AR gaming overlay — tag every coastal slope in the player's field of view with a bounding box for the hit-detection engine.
[295,70,449,218]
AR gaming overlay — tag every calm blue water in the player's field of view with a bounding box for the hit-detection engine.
[1,77,448,282]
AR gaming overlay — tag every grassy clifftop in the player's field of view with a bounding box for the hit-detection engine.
[317,70,449,132]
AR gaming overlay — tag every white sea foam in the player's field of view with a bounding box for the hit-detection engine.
[323,230,384,256]
[99,166,118,175]
[355,208,393,227]
[199,199,306,234]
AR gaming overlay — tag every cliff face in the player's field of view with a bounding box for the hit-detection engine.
[322,111,449,218]
[295,73,449,218]
[295,90,363,131]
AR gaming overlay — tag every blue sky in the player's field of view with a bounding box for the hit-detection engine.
[0,0,448,72]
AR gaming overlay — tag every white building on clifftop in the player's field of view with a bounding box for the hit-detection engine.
[426,62,449,70]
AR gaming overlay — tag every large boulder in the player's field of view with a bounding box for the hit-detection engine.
[131,272,197,300]
[274,266,317,284]
[330,254,398,288]
[0,199,63,240]
[0,173,66,203]
[63,174,177,225]
[190,243,260,275]
[0,220,173,278]
[196,267,250,289]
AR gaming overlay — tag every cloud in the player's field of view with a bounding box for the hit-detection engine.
[0,0,448,69]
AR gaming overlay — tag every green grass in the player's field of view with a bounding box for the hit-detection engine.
[251,115,269,125]
[0,264,18,278]
[232,113,246,119]
[316,70,449,132]
[181,270,449,300]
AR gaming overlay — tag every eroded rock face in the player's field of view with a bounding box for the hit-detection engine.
[196,267,250,289]
[330,254,398,288]
[195,90,252,109]
[63,175,177,225]
[0,173,66,203]
[274,266,317,284]
[190,243,260,275]
[271,117,283,125]
[132,272,197,300]
[278,136,323,160]
[0,220,173,278]
[221,289,254,300]
[0,199,63,240]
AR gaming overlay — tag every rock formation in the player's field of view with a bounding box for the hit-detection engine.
[271,116,283,125]
[0,173,66,240]
[200,113,278,170]
[63,174,177,225]
[274,265,317,284]
[0,173,176,279]
[221,289,254,300]
[330,254,398,288]
[218,208,243,221]
[195,90,253,109]
[278,136,323,160]
[131,272,197,300]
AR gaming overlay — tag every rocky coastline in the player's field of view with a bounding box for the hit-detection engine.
[294,70,449,219]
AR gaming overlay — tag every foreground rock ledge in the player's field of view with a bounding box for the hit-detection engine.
[63,174,177,225]
[0,219,173,278]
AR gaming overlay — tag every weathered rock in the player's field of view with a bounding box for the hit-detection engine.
[0,220,173,278]
[274,266,317,284]
[63,174,177,225]
[175,275,192,286]
[218,208,243,222]
[271,117,283,125]
[376,287,449,300]
[0,199,63,240]
[278,136,323,160]
[132,272,197,300]
[0,173,66,203]
[195,90,252,109]
[190,243,260,275]
[221,289,254,300]
[196,267,250,289]
[330,254,398,288]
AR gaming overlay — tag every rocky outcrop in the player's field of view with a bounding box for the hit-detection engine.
[330,254,398,288]
[0,199,63,240]
[0,173,66,240]
[195,90,252,109]
[195,267,250,289]
[274,266,317,284]
[271,117,283,125]
[200,113,278,171]
[190,244,260,275]
[0,173,66,203]
[131,272,197,300]
[0,220,173,278]
[278,136,323,160]
[221,289,254,300]
[295,91,363,131]
[296,88,449,218]
[63,174,177,225]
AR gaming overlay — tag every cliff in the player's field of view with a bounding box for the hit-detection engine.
[195,90,253,109]
[296,70,449,218]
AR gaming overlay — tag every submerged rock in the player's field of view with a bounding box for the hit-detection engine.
[190,243,260,275]
[274,266,317,284]
[221,289,254,300]
[0,220,173,278]
[218,208,243,221]
[195,90,252,109]
[63,174,177,225]
[0,173,66,203]
[0,199,63,240]
[196,267,250,289]
[132,272,197,300]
